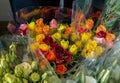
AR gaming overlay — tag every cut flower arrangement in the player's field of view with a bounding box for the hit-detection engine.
[0,42,61,83]
[1,0,120,82]
[18,17,116,78]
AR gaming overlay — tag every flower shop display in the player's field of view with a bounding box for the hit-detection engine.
[68,0,120,82]
[0,0,120,82]
[16,0,120,82]
[18,16,116,78]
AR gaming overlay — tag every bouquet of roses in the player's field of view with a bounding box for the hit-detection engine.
[67,0,120,82]
[17,14,116,79]
[70,35,120,83]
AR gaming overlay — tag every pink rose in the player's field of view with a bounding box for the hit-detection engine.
[106,40,114,49]
[49,19,58,28]
[94,37,105,45]
[18,24,28,35]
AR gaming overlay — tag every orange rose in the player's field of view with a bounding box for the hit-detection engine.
[106,32,116,41]
[96,25,106,33]
[35,26,43,34]
[36,18,44,27]
[46,50,56,61]
[39,59,47,70]
[85,18,94,29]
[43,25,50,35]
[64,27,72,35]
[56,64,67,74]
[74,12,84,22]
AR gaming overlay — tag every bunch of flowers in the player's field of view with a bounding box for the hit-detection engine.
[18,17,116,77]
[0,42,61,83]
[70,36,120,83]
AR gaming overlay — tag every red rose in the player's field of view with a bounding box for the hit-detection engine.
[56,64,67,74]
[77,26,88,34]
[64,51,72,63]
[43,36,54,45]
[96,31,106,38]
[56,54,64,63]
[51,43,64,55]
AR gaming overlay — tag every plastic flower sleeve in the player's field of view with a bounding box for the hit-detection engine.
[68,59,98,83]
[71,37,119,83]
[100,0,120,32]
[0,35,28,63]
[102,35,120,83]
[72,0,92,18]
[103,35,120,68]
[71,0,92,24]
[34,48,62,83]
[0,35,62,83]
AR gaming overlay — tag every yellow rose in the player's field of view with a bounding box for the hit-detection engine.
[30,42,39,53]
[86,40,97,51]
[39,44,50,51]
[36,34,45,43]
[71,32,78,41]
[75,40,82,48]
[57,24,66,33]
[96,25,106,33]
[81,40,97,58]
[94,46,104,57]
[81,32,92,42]
[52,32,61,40]
[61,40,69,50]
[81,48,91,58]
[28,21,36,30]
[69,44,78,54]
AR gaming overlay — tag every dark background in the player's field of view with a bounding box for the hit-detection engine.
[0,0,106,37]
[9,0,105,15]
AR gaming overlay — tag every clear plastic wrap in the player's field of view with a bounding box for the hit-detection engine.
[0,35,61,83]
